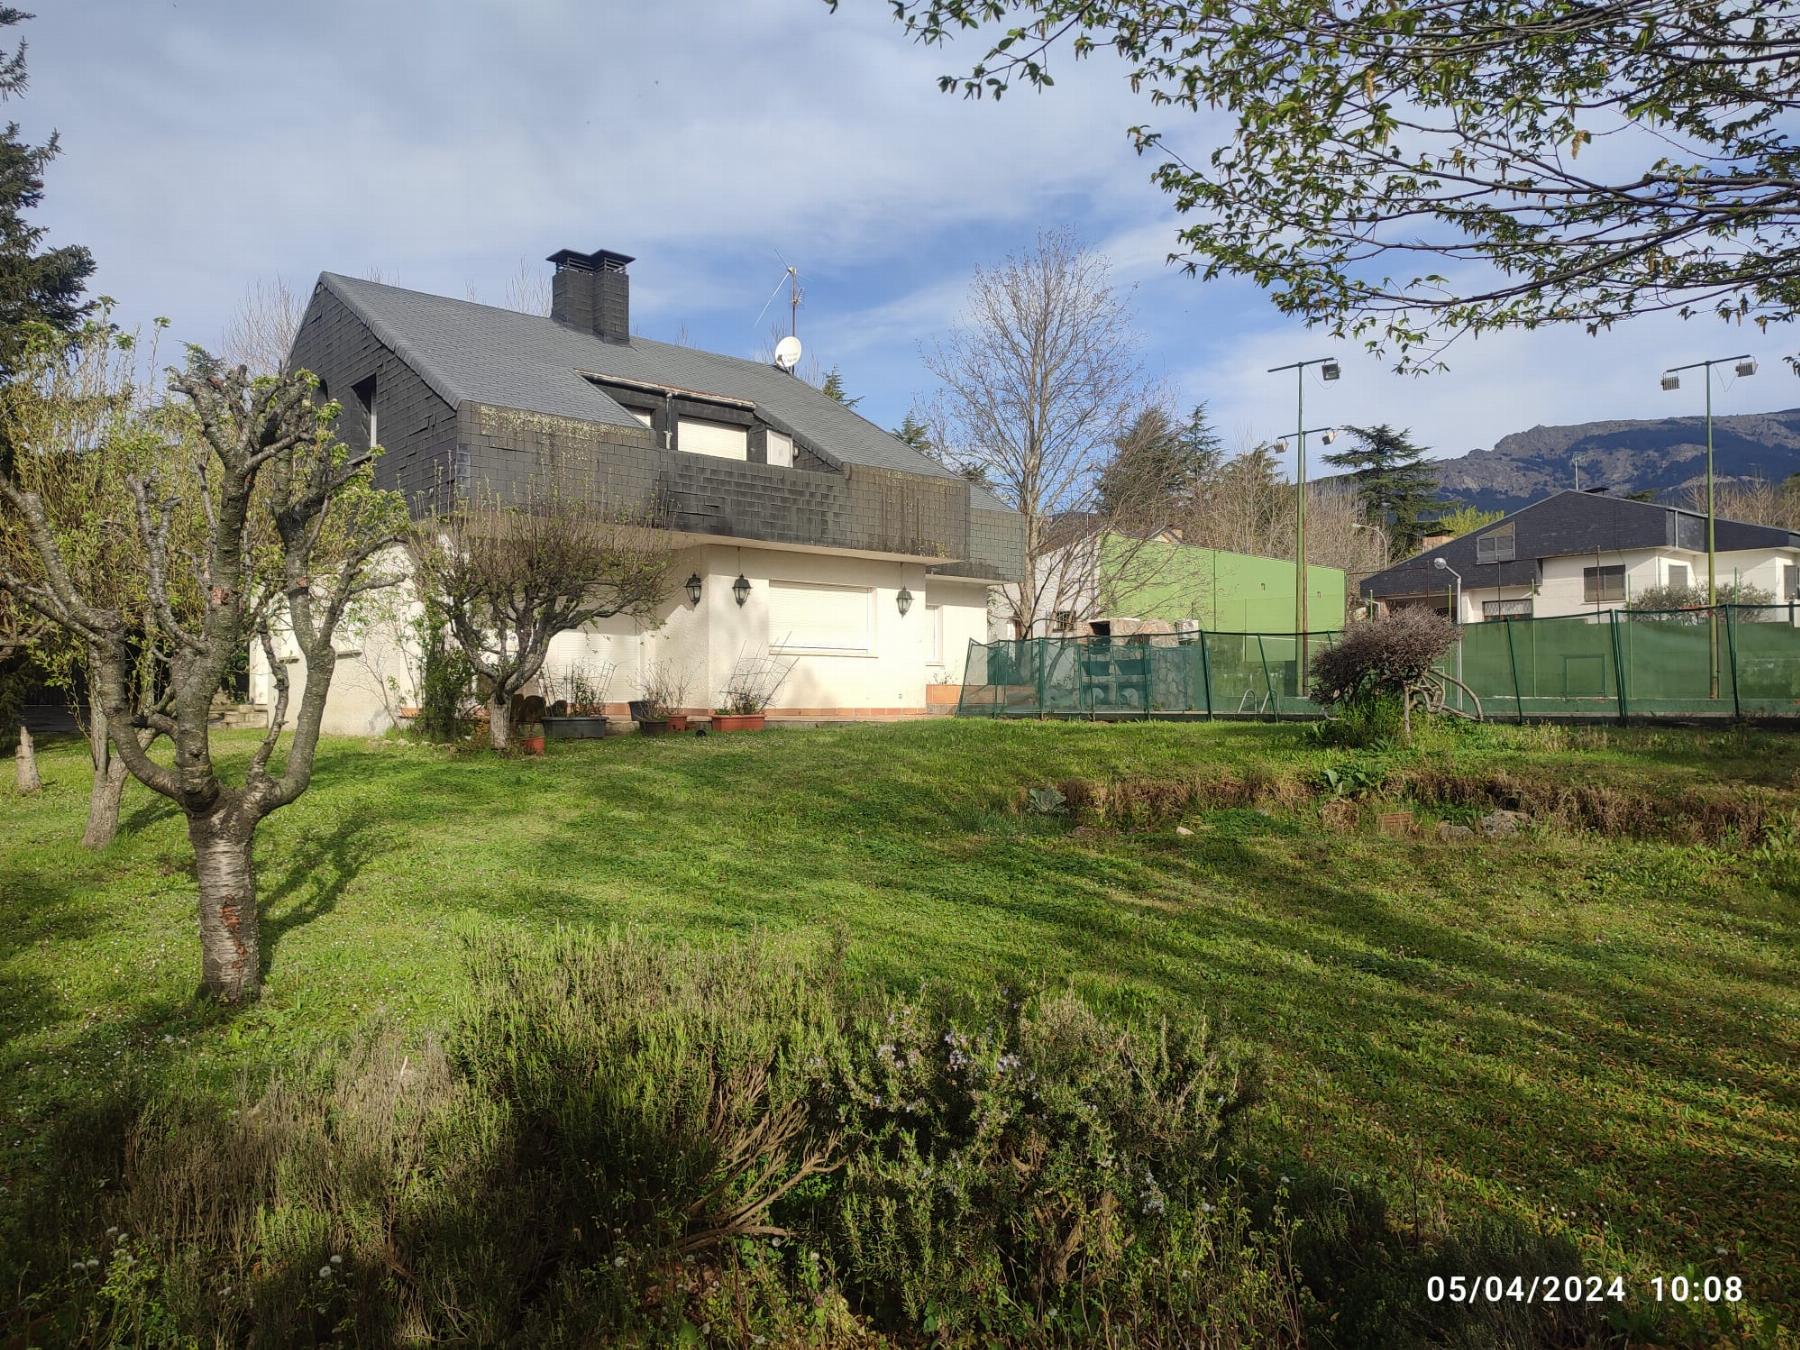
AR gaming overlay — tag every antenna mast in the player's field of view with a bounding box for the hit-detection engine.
[787,266,801,337]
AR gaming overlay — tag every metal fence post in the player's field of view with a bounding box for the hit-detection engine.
[1034,637,1047,719]
[1256,636,1277,716]
[1199,630,1214,718]
[1724,605,1742,721]
[1620,608,1634,723]
[1504,618,1525,723]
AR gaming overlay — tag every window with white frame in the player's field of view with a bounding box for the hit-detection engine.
[1783,562,1799,601]
[352,375,377,450]
[1666,561,1691,590]
[768,580,874,654]
[1474,520,1516,563]
[1583,564,1626,603]
[765,430,794,468]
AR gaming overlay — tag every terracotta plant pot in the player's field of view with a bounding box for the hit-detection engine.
[667,714,691,732]
[711,713,766,732]
[519,729,546,756]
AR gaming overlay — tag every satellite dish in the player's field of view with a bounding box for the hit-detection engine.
[773,334,803,371]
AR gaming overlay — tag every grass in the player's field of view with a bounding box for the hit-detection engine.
[2,719,1797,1341]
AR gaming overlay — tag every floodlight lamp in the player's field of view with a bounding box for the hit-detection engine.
[1321,360,1341,381]
[1433,556,1449,571]
[1660,372,1680,391]
[1320,429,1338,445]
[1272,439,1288,455]
[1736,359,1758,378]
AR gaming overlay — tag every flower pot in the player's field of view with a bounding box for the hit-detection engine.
[543,715,613,740]
[637,719,671,736]
[519,729,546,756]
[667,713,691,732]
[711,712,765,732]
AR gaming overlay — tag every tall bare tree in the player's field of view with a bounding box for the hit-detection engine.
[502,258,553,318]
[219,275,306,377]
[411,478,674,750]
[925,229,1145,634]
[0,345,406,1002]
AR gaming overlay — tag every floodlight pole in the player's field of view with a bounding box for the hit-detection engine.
[1267,357,1340,684]
[1662,353,1754,698]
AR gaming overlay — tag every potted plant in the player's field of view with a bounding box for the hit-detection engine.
[711,648,796,732]
[512,694,547,755]
[634,660,692,735]
[542,660,618,740]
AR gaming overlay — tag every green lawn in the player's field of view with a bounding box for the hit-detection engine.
[2,720,1796,1338]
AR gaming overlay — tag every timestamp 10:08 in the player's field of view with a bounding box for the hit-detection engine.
[1424,1274,1743,1304]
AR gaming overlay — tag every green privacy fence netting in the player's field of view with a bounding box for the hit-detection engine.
[955,605,1800,720]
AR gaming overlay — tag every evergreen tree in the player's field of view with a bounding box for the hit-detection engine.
[893,410,931,451]
[1097,403,1222,522]
[1324,424,1439,556]
[819,366,860,409]
[0,11,93,387]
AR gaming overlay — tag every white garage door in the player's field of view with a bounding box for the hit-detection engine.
[769,580,873,653]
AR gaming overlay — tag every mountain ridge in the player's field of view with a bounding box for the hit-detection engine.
[1409,407,1800,512]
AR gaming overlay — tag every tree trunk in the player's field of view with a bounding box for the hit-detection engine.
[488,693,512,751]
[81,703,127,849]
[190,810,261,1003]
[14,723,40,794]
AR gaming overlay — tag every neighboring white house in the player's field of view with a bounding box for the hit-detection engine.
[1361,490,1800,623]
[248,247,1022,733]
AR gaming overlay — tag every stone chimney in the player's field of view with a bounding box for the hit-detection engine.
[548,247,633,343]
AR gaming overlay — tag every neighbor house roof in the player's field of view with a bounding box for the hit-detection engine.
[317,272,1014,514]
[1363,489,1800,597]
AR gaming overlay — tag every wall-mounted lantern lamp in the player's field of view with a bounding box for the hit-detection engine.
[732,573,751,607]
[896,586,914,616]
[684,573,703,606]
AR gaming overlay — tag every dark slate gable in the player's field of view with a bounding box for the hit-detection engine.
[314,272,1014,516]
[1363,490,1800,599]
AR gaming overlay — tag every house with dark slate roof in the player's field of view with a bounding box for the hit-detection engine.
[249,247,1023,731]
[1362,489,1800,622]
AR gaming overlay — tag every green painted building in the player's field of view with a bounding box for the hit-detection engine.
[1098,534,1346,633]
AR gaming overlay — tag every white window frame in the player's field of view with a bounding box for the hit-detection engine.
[768,580,877,657]
[1666,560,1691,591]
[925,603,944,666]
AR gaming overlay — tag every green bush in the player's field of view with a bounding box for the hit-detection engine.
[414,602,474,742]
[829,987,1294,1343]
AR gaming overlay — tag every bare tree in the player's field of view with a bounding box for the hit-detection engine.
[1695,476,1800,534]
[411,477,674,750]
[926,229,1145,635]
[220,275,306,377]
[502,258,553,318]
[0,346,406,1002]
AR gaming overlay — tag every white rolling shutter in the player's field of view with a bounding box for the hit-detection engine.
[678,417,749,460]
[765,431,794,467]
[769,581,873,653]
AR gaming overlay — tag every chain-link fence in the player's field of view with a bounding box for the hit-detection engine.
[955,605,1800,720]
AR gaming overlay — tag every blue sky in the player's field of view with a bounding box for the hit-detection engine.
[18,0,1791,470]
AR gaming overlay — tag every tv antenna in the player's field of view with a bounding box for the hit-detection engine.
[753,257,803,337]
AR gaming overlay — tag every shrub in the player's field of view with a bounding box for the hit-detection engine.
[828,987,1294,1342]
[1627,580,1774,619]
[1309,609,1457,744]
[414,601,475,741]
[2,933,1305,1347]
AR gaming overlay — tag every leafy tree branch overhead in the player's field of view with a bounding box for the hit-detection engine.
[841,0,1800,367]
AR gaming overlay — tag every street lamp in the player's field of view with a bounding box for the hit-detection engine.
[1267,358,1341,680]
[1434,556,1465,704]
[1661,353,1756,696]
[1432,556,1463,622]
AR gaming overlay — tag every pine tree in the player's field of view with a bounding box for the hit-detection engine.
[1097,403,1223,522]
[893,410,931,451]
[0,12,93,387]
[1324,424,1439,556]
[819,366,861,409]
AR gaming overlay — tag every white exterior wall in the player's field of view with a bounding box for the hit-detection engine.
[249,543,996,732]
[1451,545,1800,623]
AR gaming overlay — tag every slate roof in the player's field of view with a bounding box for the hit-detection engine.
[317,272,1014,514]
[1363,489,1800,597]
